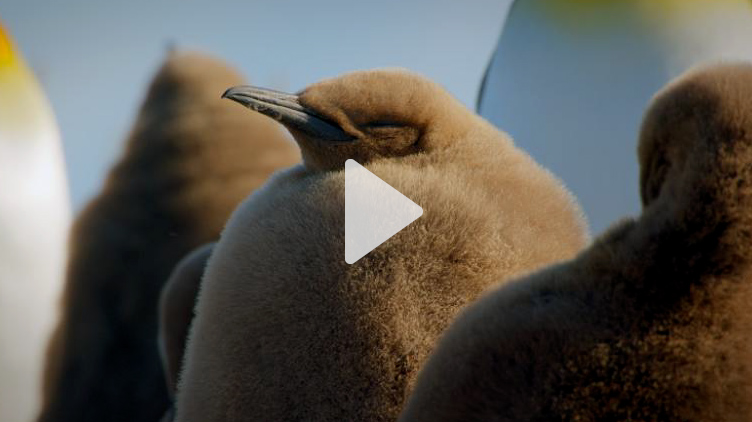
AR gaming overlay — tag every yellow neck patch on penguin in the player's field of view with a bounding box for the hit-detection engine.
[528,0,751,32]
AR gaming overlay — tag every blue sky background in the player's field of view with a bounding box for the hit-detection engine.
[3,0,512,209]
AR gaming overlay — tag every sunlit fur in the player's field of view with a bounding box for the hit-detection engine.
[38,52,299,422]
[399,63,752,422]
[175,69,589,422]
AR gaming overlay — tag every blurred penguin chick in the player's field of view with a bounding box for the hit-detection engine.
[174,68,589,422]
[39,51,299,422]
[399,63,752,422]
[157,243,215,422]
[159,242,215,398]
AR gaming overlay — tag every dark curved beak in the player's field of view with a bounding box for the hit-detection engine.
[222,86,354,143]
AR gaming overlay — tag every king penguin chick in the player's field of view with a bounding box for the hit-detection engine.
[159,242,215,398]
[400,63,752,422]
[157,243,215,422]
[174,68,589,422]
[39,51,300,422]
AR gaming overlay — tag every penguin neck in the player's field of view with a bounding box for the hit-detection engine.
[592,148,752,313]
[641,142,752,276]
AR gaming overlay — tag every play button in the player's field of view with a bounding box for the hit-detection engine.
[344,159,423,264]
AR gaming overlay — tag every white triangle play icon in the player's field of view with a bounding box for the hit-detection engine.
[345,159,423,264]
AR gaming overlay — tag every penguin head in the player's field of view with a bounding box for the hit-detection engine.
[223,69,475,170]
[143,51,248,116]
[638,62,752,207]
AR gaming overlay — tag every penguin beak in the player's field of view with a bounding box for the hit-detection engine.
[222,85,354,143]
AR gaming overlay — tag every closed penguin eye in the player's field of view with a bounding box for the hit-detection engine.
[362,121,420,148]
[364,120,403,129]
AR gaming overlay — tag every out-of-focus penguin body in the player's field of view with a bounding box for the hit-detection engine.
[0,22,71,422]
[174,69,588,422]
[157,243,215,422]
[39,52,299,422]
[479,0,752,231]
[401,63,752,422]
[158,242,214,398]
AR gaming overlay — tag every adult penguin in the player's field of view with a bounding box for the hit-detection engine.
[478,0,752,231]
[0,20,71,422]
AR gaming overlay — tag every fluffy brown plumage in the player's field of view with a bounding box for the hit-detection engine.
[159,242,214,398]
[157,243,214,422]
[174,68,588,422]
[38,51,299,422]
[398,63,752,422]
